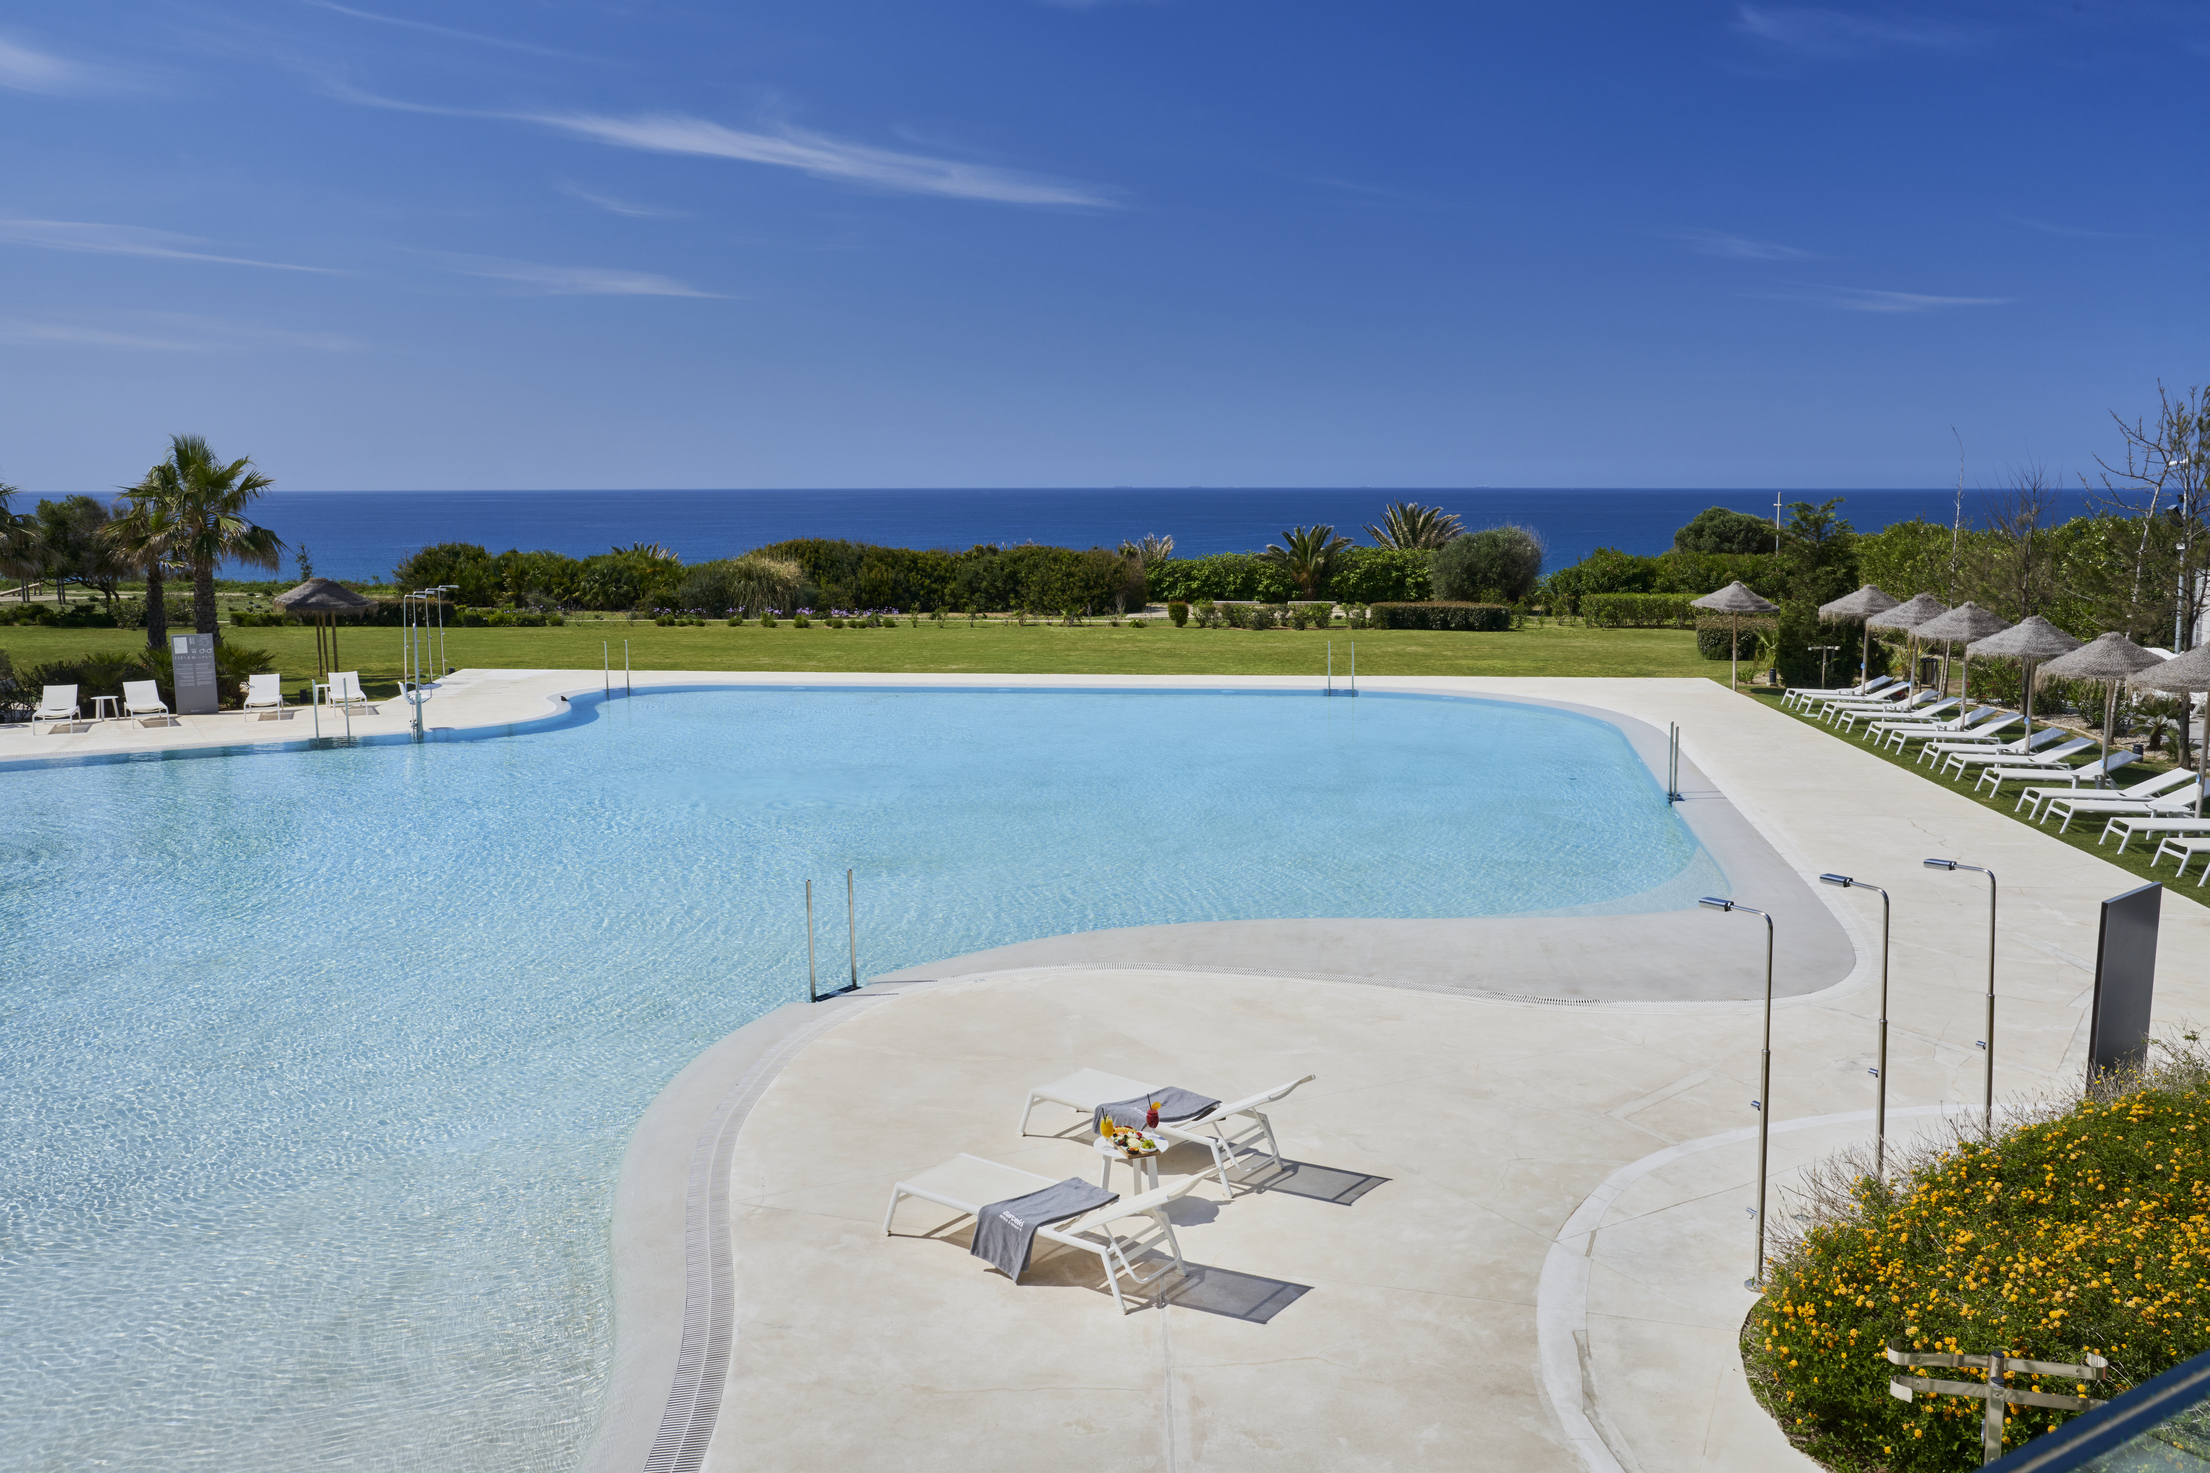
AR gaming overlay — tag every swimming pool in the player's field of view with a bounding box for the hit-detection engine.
[0,687,1723,1470]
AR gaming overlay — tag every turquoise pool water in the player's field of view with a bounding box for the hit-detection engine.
[0,687,1721,1470]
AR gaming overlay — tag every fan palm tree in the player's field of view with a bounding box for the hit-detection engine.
[108,465,186,651]
[157,435,283,638]
[1117,533,1175,567]
[1363,500,1464,550]
[0,480,41,595]
[1258,524,1352,599]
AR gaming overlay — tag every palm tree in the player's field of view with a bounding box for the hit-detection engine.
[1258,524,1352,599]
[0,481,41,597]
[1118,533,1175,568]
[108,466,186,651]
[156,435,283,637]
[1363,500,1464,550]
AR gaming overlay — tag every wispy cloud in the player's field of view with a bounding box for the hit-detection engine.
[0,219,339,272]
[2004,214,2126,240]
[1791,283,2011,312]
[558,181,687,219]
[1672,227,1814,260]
[0,33,117,95]
[437,253,722,297]
[0,311,362,352]
[296,0,579,59]
[531,113,1116,207]
[1732,5,1967,56]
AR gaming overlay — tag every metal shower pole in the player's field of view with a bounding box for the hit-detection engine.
[1925,859,1998,1133]
[1820,874,1893,1181]
[846,869,858,989]
[1700,895,1776,1289]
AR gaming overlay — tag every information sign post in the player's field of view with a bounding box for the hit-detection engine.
[172,633,219,715]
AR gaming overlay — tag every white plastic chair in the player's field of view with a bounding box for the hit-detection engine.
[241,672,285,720]
[33,684,78,733]
[882,1153,1194,1313]
[325,671,381,714]
[122,680,172,725]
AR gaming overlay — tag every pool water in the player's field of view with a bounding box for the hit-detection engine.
[0,687,1722,1471]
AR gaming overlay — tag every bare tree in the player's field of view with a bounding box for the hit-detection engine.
[1969,464,2061,621]
[2088,382,2209,650]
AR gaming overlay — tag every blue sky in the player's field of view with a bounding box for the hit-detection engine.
[0,2,2202,492]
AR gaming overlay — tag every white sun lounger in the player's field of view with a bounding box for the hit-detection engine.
[33,684,79,733]
[241,672,285,720]
[882,1153,1194,1313]
[121,679,173,726]
[1985,750,2135,802]
[2100,814,2210,854]
[1020,1068,1317,1191]
[1937,728,2082,778]
[2043,768,2198,825]
[1836,695,1961,736]
[2151,837,2210,884]
[1910,713,2023,762]
[1822,688,1943,727]
[324,671,381,714]
[1784,674,1898,710]
[1874,706,2000,752]
[2043,781,2202,834]
[1812,684,1919,722]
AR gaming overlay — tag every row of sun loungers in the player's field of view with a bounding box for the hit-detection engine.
[26,673,375,732]
[886,1070,1315,1314]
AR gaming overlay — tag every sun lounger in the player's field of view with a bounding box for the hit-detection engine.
[2151,837,2210,884]
[1784,674,1898,710]
[2030,767,2196,824]
[33,684,78,733]
[1836,695,1960,736]
[1869,703,1994,750]
[1986,749,2136,802]
[121,680,173,726]
[2043,781,2202,834]
[1020,1068,1316,1191]
[882,1153,1194,1313]
[241,672,285,720]
[324,671,381,714]
[1910,713,2023,762]
[2100,814,2210,854]
[1822,688,1943,727]
[1937,729,2083,778]
[1811,684,1918,722]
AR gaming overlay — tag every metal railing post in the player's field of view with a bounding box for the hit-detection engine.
[625,639,631,695]
[1349,641,1357,696]
[805,880,817,1002]
[1326,641,1333,697]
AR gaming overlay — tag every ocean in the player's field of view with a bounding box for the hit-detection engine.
[235,486,2097,583]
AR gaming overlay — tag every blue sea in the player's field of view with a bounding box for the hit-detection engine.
[239,486,2097,583]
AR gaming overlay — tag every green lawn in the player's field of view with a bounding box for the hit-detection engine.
[1752,688,2207,908]
[3,617,1722,693]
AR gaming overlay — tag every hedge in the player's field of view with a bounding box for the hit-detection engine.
[1366,601,1512,631]
[1581,592,1695,628]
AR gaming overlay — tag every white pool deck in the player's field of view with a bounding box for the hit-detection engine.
[11,670,2205,1472]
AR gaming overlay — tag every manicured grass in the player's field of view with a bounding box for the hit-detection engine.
[1755,690,2207,909]
[2,618,1723,690]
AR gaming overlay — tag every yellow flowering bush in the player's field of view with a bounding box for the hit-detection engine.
[1743,1083,2210,1471]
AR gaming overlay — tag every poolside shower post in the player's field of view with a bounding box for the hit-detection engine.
[1925,859,1998,1133]
[625,640,631,695]
[1349,641,1357,696]
[1820,874,1892,1180]
[1700,895,1775,1289]
[847,869,859,989]
[1667,723,1682,803]
[805,880,818,1003]
[603,643,609,696]
[1327,641,1333,697]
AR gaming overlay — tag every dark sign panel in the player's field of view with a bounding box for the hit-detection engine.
[172,633,219,715]
[2089,882,2162,1082]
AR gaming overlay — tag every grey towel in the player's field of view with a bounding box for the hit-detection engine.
[1092,1086,1221,1134]
[970,1177,1118,1282]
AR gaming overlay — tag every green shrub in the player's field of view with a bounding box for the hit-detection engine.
[229,610,291,628]
[1746,1050,2210,1471]
[1583,593,1695,628]
[1431,527,1543,604]
[1367,601,1512,631]
[1330,547,1433,603]
[793,613,810,628]
[1168,601,1189,627]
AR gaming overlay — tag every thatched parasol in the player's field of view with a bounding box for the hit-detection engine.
[1966,615,2083,747]
[1910,602,2011,711]
[1865,593,1949,697]
[1691,581,1781,691]
[2040,632,2166,789]
[1818,584,1900,688]
[2127,642,2210,817]
[275,577,374,680]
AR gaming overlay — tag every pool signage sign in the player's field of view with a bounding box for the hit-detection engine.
[172,633,219,715]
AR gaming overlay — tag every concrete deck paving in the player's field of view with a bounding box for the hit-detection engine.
[13,670,2203,1471]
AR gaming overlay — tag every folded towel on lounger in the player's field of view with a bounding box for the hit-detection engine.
[970,1178,1118,1281]
[1092,1087,1221,1133]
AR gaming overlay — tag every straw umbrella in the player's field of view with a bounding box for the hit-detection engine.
[1909,602,2011,711]
[1690,580,1781,691]
[275,577,373,682]
[1818,584,1899,689]
[2127,642,2210,817]
[1965,615,2083,748]
[2039,632,2166,789]
[1865,593,1948,697]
